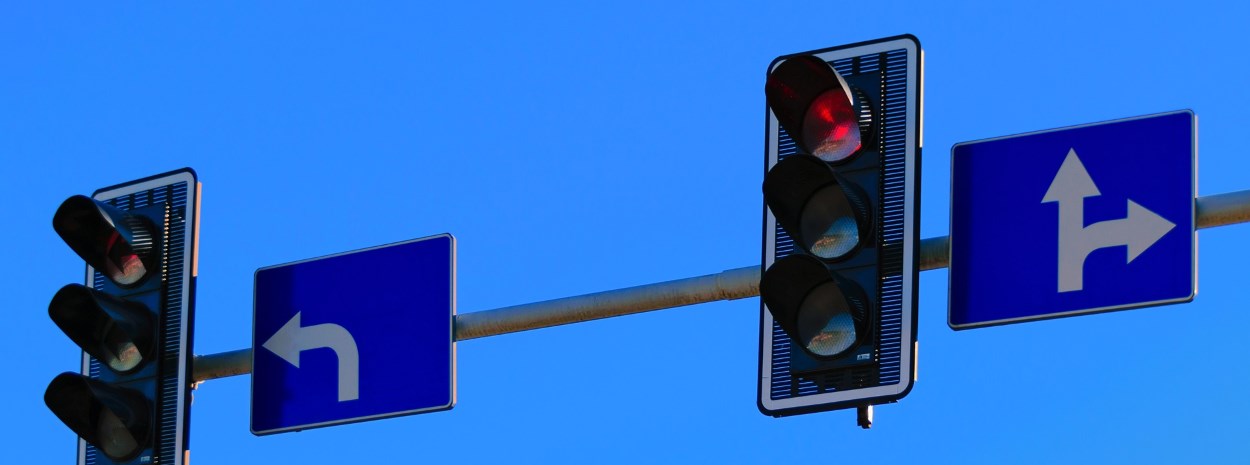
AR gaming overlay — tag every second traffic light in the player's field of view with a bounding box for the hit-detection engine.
[758,36,922,422]
[44,170,199,465]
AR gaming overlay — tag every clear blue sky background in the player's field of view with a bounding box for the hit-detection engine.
[5,2,1249,463]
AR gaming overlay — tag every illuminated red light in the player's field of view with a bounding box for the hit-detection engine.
[803,89,862,162]
[765,55,866,163]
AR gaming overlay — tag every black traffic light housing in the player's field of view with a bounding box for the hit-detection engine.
[758,36,921,422]
[45,373,154,461]
[44,169,198,465]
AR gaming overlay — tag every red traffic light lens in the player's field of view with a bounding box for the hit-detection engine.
[802,89,862,162]
[53,195,156,287]
[765,55,867,163]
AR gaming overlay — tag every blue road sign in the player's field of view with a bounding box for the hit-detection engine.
[949,111,1195,329]
[251,234,455,435]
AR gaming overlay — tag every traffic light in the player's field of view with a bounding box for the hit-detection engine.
[44,169,199,465]
[758,36,922,423]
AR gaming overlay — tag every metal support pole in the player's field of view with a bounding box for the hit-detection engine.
[1196,190,1250,229]
[191,189,1250,383]
[454,266,760,341]
[193,348,252,383]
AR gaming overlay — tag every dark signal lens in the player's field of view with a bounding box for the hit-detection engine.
[760,254,869,359]
[797,281,859,357]
[44,373,151,461]
[800,184,863,260]
[763,155,871,261]
[49,284,155,373]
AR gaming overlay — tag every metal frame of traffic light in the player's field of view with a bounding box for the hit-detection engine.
[758,35,922,420]
[44,169,200,465]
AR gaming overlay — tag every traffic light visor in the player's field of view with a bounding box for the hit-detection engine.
[49,284,155,373]
[53,195,156,287]
[44,372,152,462]
[763,154,871,261]
[761,254,868,358]
[766,55,862,162]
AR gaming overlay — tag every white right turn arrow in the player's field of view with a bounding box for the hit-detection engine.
[1041,148,1176,292]
[262,312,361,402]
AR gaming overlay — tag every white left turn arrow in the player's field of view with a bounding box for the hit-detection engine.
[262,312,360,402]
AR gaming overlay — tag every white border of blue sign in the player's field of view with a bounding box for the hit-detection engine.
[249,233,456,435]
[947,110,1197,330]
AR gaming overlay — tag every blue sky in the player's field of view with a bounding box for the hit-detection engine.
[5,2,1249,463]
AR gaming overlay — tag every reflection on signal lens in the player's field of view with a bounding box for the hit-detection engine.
[97,407,140,460]
[803,89,862,163]
[98,319,144,373]
[809,216,859,260]
[106,250,148,286]
[799,184,861,260]
[797,281,858,357]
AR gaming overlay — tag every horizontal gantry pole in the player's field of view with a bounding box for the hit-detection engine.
[191,190,1250,383]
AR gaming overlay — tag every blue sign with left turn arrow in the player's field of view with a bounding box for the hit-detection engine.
[251,234,455,435]
[949,111,1196,329]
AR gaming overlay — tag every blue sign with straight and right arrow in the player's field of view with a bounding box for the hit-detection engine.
[949,111,1196,329]
[251,234,456,435]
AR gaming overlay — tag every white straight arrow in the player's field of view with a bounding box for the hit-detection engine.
[1042,148,1176,292]
[262,312,361,402]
